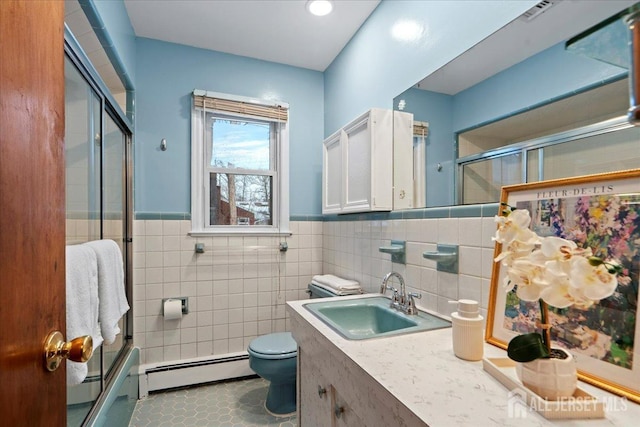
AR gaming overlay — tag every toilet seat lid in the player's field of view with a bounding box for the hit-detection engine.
[248,332,297,358]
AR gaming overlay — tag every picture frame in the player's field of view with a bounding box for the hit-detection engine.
[486,169,640,404]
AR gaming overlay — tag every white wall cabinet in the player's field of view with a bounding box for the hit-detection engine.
[322,108,396,214]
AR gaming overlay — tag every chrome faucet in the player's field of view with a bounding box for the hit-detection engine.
[405,291,422,315]
[381,271,404,306]
[381,272,421,315]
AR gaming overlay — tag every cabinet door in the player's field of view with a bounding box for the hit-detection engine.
[342,114,372,212]
[322,108,394,214]
[393,110,414,210]
[369,108,394,211]
[298,349,332,426]
[322,131,343,214]
[332,386,365,427]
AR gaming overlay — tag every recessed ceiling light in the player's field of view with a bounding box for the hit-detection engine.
[307,0,333,17]
[391,20,425,43]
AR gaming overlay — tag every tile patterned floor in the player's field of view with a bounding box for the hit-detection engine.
[129,377,296,427]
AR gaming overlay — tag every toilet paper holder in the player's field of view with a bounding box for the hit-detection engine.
[162,297,189,315]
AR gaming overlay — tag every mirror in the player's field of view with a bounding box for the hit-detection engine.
[394,0,639,208]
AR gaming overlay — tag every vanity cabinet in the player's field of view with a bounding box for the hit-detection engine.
[298,348,364,427]
[322,108,395,214]
[332,386,364,426]
[293,317,426,427]
[289,297,640,427]
[299,348,331,425]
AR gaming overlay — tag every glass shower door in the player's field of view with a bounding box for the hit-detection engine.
[64,55,102,426]
[65,54,133,427]
[102,113,128,378]
[460,152,523,204]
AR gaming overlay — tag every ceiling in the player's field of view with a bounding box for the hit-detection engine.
[418,0,637,95]
[409,0,637,160]
[123,0,380,72]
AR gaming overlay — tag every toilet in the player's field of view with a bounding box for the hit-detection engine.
[247,276,362,416]
[247,332,297,416]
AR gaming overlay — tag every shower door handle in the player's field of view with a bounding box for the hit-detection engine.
[43,331,93,372]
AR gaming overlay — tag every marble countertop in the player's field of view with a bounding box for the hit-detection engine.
[287,294,640,426]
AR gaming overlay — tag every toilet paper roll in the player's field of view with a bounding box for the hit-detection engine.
[163,299,183,320]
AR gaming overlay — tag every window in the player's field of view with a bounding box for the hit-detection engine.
[191,91,289,234]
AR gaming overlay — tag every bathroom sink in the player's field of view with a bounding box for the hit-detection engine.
[304,296,450,340]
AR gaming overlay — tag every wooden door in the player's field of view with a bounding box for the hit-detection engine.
[0,0,66,424]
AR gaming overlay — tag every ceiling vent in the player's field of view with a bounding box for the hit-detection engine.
[519,0,559,22]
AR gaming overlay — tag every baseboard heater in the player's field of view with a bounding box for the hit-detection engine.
[142,353,254,394]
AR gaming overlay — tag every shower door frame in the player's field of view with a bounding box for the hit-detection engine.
[64,26,135,425]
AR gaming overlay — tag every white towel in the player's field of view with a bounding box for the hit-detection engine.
[310,281,363,296]
[85,240,130,345]
[66,245,102,386]
[311,274,361,292]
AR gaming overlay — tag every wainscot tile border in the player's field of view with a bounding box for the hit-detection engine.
[133,203,500,222]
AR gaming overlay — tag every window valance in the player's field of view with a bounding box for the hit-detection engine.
[193,90,288,122]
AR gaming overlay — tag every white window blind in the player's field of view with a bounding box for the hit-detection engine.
[193,90,288,122]
[413,121,429,137]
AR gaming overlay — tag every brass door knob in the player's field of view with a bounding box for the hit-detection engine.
[44,331,93,372]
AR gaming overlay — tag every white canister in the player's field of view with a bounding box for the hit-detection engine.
[450,299,484,361]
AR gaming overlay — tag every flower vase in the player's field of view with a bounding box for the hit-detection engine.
[515,348,577,400]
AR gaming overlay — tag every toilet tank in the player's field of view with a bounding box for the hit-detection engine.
[307,283,362,299]
[307,283,342,298]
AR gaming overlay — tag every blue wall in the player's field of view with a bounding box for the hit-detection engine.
[93,0,627,216]
[395,88,454,207]
[102,0,623,215]
[134,38,324,216]
[452,42,628,132]
[389,39,627,207]
[94,0,548,216]
[323,0,538,137]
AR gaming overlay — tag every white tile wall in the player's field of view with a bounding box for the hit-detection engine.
[322,216,497,321]
[133,220,323,364]
[134,215,497,366]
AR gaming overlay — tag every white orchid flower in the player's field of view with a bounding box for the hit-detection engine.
[540,236,575,258]
[494,232,539,267]
[569,256,618,301]
[539,260,573,308]
[508,259,549,302]
[540,283,573,308]
[502,275,515,293]
[494,208,620,311]
[493,209,537,245]
[567,284,596,309]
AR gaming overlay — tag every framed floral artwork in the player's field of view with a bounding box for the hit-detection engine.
[486,169,640,403]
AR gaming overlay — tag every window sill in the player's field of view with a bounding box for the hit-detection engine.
[189,229,292,237]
